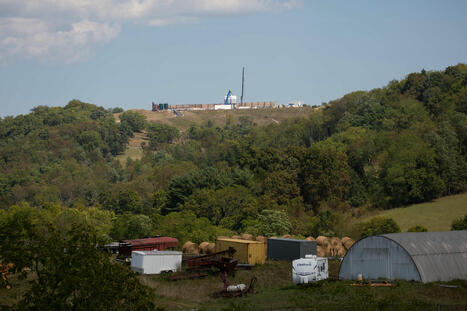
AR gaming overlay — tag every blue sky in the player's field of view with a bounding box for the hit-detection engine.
[1,0,466,117]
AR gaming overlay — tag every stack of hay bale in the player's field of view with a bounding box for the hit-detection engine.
[316,236,330,257]
[198,242,216,254]
[182,234,355,258]
[241,233,255,241]
[330,237,346,257]
[341,237,355,251]
[314,236,355,257]
[182,241,199,254]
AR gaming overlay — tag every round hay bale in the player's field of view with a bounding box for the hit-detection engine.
[282,234,292,239]
[199,242,210,254]
[305,236,315,241]
[255,236,267,243]
[326,245,335,257]
[317,245,326,257]
[187,246,199,255]
[241,233,254,241]
[330,237,343,248]
[316,236,330,247]
[182,241,199,254]
[206,243,215,254]
[217,236,229,240]
[341,236,351,243]
[231,235,241,240]
[342,238,355,250]
[337,246,346,257]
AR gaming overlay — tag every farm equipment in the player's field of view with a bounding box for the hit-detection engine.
[168,247,237,281]
[212,276,258,298]
[1,263,14,289]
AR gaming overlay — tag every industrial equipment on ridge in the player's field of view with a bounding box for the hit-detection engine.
[152,102,169,112]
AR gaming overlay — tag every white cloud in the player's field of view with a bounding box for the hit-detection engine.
[0,0,300,63]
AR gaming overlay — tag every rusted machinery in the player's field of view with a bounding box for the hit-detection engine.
[168,247,237,281]
[212,277,258,298]
[1,263,14,289]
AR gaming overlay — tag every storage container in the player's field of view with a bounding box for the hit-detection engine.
[267,238,316,261]
[215,238,266,265]
[131,250,182,274]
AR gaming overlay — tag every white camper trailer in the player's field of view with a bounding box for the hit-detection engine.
[292,255,328,284]
[131,250,182,275]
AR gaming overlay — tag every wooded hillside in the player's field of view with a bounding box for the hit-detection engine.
[0,64,466,241]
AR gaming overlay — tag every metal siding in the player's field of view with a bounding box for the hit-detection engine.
[382,231,467,283]
[339,236,421,281]
[267,238,317,261]
[299,241,317,258]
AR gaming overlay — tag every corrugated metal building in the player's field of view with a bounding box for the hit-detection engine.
[339,231,467,283]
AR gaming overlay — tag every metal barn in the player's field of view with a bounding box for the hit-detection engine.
[338,231,467,283]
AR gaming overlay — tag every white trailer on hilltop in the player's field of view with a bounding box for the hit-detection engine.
[131,250,182,275]
[292,255,328,284]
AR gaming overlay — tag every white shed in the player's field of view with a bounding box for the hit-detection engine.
[131,250,182,274]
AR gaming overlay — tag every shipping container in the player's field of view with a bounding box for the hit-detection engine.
[131,250,182,274]
[215,238,266,265]
[267,238,317,261]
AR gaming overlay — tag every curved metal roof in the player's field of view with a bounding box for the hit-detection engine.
[381,231,467,283]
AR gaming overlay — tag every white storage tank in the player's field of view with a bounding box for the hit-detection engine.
[131,250,182,275]
[292,255,328,284]
[215,104,233,110]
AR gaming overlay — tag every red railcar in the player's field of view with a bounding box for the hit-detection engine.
[118,237,178,258]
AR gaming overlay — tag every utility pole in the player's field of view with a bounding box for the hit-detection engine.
[241,66,245,107]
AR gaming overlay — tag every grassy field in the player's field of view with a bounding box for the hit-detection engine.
[115,107,316,132]
[361,193,467,232]
[137,259,467,310]
[3,259,466,310]
[116,131,148,165]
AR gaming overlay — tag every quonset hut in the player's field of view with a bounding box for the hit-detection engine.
[338,231,467,283]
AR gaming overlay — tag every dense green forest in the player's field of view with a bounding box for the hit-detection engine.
[1,64,466,243]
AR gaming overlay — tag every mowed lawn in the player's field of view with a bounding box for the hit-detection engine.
[367,193,467,232]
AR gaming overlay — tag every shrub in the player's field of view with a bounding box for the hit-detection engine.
[359,217,400,238]
[407,225,428,232]
[451,214,467,230]
[112,107,124,113]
